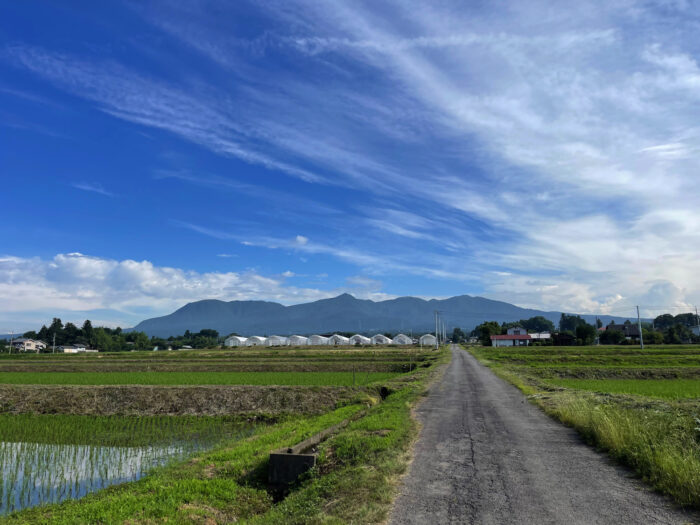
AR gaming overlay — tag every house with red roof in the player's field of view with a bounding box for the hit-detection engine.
[490,326,532,347]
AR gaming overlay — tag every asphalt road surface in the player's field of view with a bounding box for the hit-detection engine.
[389,345,698,525]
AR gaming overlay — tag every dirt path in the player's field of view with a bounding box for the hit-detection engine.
[389,345,698,524]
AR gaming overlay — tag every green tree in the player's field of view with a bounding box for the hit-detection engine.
[599,328,624,344]
[474,321,501,346]
[22,330,38,339]
[82,320,94,346]
[133,332,150,350]
[643,329,664,344]
[521,316,555,333]
[451,327,466,343]
[559,314,587,332]
[575,323,596,345]
[596,318,603,329]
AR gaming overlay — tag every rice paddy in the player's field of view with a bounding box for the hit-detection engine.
[0,371,400,386]
[0,346,436,517]
[546,378,700,399]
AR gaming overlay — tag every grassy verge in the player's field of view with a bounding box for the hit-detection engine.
[1,347,449,523]
[467,345,700,508]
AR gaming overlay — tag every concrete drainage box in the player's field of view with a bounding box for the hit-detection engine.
[268,448,317,486]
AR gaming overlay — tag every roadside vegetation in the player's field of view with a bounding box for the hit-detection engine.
[0,346,447,522]
[467,344,700,508]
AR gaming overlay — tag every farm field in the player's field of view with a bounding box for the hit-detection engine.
[0,371,399,385]
[0,345,445,522]
[468,344,700,508]
[546,378,700,399]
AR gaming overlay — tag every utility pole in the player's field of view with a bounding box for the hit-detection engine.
[434,310,440,350]
[52,332,56,354]
[695,306,700,338]
[636,306,644,350]
[8,331,13,354]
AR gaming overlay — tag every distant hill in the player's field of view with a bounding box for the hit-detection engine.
[131,293,637,338]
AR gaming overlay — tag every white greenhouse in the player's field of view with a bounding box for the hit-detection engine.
[224,335,247,347]
[328,334,350,345]
[266,335,288,347]
[288,335,309,346]
[245,336,268,346]
[308,335,329,346]
[371,334,393,345]
[349,334,371,345]
[419,334,437,347]
[392,333,413,345]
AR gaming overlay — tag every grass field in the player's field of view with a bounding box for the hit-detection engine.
[0,345,447,522]
[0,371,399,386]
[0,350,448,524]
[547,378,700,399]
[467,344,700,508]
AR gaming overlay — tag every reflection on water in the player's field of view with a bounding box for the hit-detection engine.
[0,441,197,515]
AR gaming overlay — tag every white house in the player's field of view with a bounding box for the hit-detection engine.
[11,338,47,352]
[266,335,288,346]
[419,334,437,346]
[308,335,329,345]
[224,336,247,347]
[507,326,528,335]
[245,336,268,346]
[392,333,413,345]
[529,332,551,340]
[490,334,531,347]
[328,334,350,345]
[288,335,309,346]
[349,334,371,345]
[371,334,393,345]
[59,345,96,354]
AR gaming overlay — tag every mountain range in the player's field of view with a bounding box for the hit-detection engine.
[131,294,637,338]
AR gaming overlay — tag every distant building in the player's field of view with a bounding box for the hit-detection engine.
[606,323,640,338]
[288,335,309,346]
[529,332,551,340]
[224,336,247,347]
[392,333,413,345]
[245,336,268,347]
[490,334,531,347]
[11,338,47,352]
[328,334,350,345]
[506,327,527,336]
[59,345,97,354]
[371,334,392,345]
[308,335,329,345]
[419,334,437,346]
[349,334,371,345]
[266,335,288,346]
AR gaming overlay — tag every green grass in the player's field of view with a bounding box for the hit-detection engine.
[0,414,261,447]
[0,371,400,386]
[547,378,700,399]
[0,347,450,524]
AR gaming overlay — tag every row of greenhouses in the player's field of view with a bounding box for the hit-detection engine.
[223,333,438,347]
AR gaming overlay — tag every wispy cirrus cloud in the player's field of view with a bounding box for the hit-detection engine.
[71,182,115,197]
[7,0,700,316]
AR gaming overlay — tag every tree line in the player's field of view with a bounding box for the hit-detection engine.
[470,312,700,346]
[1,319,221,352]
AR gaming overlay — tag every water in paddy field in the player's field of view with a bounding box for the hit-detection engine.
[0,440,197,515]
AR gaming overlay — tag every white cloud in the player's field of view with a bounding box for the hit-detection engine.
[0,253,397,330]
[72,182,115,197]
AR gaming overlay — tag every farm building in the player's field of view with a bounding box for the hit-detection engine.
[245,336,268,346]
[288,335,309,346]
[490,334,531,347]
[266,335,288,346]
[371,334,393,345]
[392,333,413,345]
[349,334,371,345]
[224,336,247,347]
[328,334,350,345]
[419,334,437,346]
[308,335,329,345]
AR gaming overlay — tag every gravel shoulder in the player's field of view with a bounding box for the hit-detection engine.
[389,345,699,525]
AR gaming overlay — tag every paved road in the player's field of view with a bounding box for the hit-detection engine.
[389,345,698,525]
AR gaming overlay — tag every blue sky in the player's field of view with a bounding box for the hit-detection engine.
[2,1,700,331]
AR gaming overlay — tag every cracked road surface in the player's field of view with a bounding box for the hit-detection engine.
[389,345,698,525]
